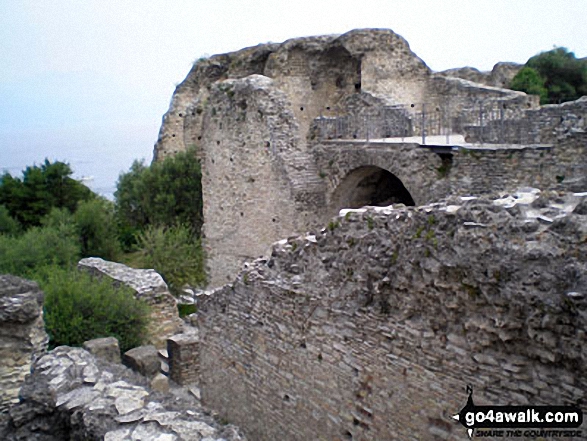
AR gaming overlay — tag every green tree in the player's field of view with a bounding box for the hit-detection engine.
[512,47,587,104]
[74,198,121,261]
[0,205,21,236]
[0,159,94,229]
[115,148,203,246]
[510,67,548,104]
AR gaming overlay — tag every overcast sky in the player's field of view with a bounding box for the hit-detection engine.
[1,0,586,190]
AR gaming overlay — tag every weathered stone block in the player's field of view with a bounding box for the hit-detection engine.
[150,373,169,393]
[77,258,182,348]
[167,332,199,386]
[83,337,121,364]
[0,275,48,413]
[123,345,160,378]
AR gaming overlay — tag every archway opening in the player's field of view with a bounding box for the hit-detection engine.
[331,166,415,214]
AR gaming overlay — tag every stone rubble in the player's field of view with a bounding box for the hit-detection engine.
[0,346,246,441]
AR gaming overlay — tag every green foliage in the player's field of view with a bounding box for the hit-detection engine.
[0,223,80,278]
[39,267,150,352]
[510,67,548,104]
[74,199,121,260]
[0,205,21,236]
[178,304,197,317]
[512,47,587,104]
[115,149,203,248]
[135,224,206,293]
[0,159,94,229]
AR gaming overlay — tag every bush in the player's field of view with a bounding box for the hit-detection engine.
[0,159,94,229]
[0,205,21,236]
[136,224,206,294]
[39,267,150,352]
[115,148,203,247]
[74,198,121,260]
[0,223,80,278]
[510,67,548,104]
[512,47,587,104]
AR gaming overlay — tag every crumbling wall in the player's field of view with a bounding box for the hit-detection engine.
[78,258,182,348]
[0,275,48,413]
[197,191,587,441]
[199,75,325,287]
[465,96,587,144]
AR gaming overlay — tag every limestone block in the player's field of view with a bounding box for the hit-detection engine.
[150,373,170,393]
[83,337,121,364]
[123,345,161,378]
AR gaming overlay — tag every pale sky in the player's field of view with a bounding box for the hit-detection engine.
[1,0,586,194]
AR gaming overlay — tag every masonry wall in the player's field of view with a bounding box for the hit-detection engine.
[465,97,587,144]
[0,275,48,413]
[197,193,587,441]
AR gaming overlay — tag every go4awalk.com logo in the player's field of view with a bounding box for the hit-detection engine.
[452,386,583,439]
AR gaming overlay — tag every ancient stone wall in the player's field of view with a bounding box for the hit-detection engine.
[197,191,587,441]
[78,258,182,348]
[0,275,48,413]
[153,29,547,289]
[199,75,325,287]
[465,97,587,144]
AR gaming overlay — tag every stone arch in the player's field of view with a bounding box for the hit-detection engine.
[329,165,415,216]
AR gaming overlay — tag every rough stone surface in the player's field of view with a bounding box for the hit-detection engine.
[123,345,161,378]
[197,189,586,441]
[151,28,586,288]
[83,337,121,364]
[0,275,48,413]
[0,346,246,441]
[167,332,200,386]
[78,258,182,348]
[438,62,523,89]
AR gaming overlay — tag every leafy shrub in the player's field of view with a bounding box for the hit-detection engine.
[0,223,80,278]
[512,47,587,104]
[510,67,548,104]
[115,148,203,248]
[0,205,21,236]
[39,267,150,352]
[74,198,121,260]
[136,224,206,294]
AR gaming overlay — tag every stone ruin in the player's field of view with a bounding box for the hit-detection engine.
[0,275,48,414]
[1,28,586,441]
[153,28,587,288]
[78,257,183,348]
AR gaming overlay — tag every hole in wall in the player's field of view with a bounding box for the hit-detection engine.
[330,166,415,216]
[354,83,361,91]
[197,136,202,141]
[283,394,290,402]
[300,107,304,111]
[179,113,183,117]
[326,106,331,110]
[344,430,353,439]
